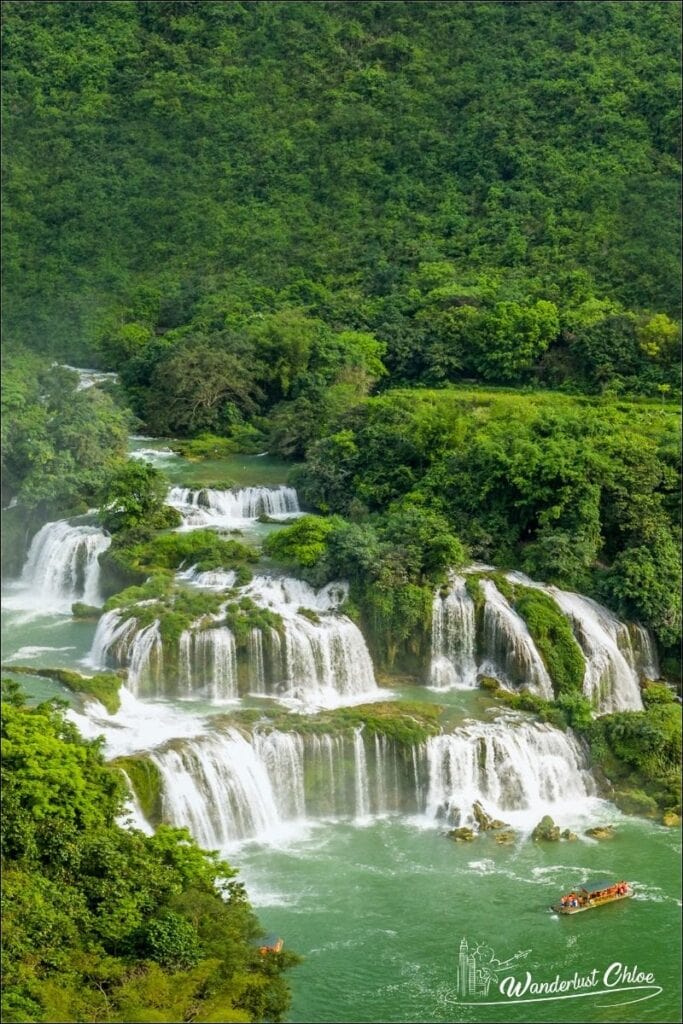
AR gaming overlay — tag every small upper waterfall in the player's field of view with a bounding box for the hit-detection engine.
[137,713,598,845]
[12,519,110,613]
[429,574,477,689]
[478,580,554,699]
[545,589,645,712]
[167,485,300,528]
[505,571,649,713]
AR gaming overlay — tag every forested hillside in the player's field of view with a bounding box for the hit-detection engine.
[2,0,681,396]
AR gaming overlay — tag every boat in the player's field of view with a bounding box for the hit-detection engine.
[551,880,633,914]
[256,933,284,955]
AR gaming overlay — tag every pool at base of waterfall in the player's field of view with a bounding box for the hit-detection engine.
[236,817,680,1024]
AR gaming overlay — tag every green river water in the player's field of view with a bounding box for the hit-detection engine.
[2,438,680,1024]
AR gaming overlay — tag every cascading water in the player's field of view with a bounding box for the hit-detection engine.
[423,717,596,829]
[478,580,554,698]
[10,519,110,613]
[429,574,477,689]
[150,730,284,847]
[505,571,649,713]
[178,627,239,700]
[547,589,645,712]
[90,610,164,696]
[139,715,598,845]
[167,485,300,528]
[89,575,377,706]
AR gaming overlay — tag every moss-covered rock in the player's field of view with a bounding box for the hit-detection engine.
[71,602,102,620]
[478,676,501,692]
[494,830,516,845]
[585,825,616,840]
[662,811,681,827]
[449,827,476,842]
[512,586,585,698]
[1,666,123,714]
[613,788,659,818]
[112,755,163,823]
[532,815,561,841]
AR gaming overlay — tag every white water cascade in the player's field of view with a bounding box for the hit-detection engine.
[167,485,300,528]
[429,574,477,689]
[140,715,598,845]
[478,580,554,698]
[505,571,651,713]
[178,627,238,699]
[89,575,378,706]
[423,717,596,829]
[90,610,164,696]
[11,519,111,613]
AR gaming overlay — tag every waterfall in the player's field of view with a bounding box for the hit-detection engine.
[430,574,477,689]
[353,728,371,819]
[248,628,267,694]
[504,571,647,713]
[90,599,375,706]
[150,730,283,847]
[167,485,300,528]
[245,575,348,612]
[547,590,644,712]
[253,731,306,821]
[141,716,598,845]
[629,623,660,681]
[117,769,155,835]
[175,566,237,590]
[90,610,163,696]
[178,628,239,700]
[277,615,378,704]
[479,580,554,698]
[423,718,595,828]
[13,519,110,612]
[244,575,376,706]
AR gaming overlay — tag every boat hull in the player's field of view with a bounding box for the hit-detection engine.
[551,892,633,915]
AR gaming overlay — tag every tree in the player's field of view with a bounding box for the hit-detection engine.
[98,461,174,534]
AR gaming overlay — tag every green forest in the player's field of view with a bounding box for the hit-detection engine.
[1,2,681,1022]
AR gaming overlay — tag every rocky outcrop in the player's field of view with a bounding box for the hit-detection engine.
[584,825,616,840]
[532,815,561,841]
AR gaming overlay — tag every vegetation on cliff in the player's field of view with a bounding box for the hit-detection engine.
[1,687,296,1023]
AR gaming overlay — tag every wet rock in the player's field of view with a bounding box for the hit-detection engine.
[662,812,681,828]
[494,830,516,845]
[532,815,561,842]
[472,801,508,831]
[479,676,501,692]
[472,801,509,832]
[584,825,616,840]
[448,827,476,842]
[561,829,578,841]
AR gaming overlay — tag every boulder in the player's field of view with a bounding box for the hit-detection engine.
[448,827,476,842]
[584,825,616,840]
[561,829,578,842]
[494,830,516,845]
[472,801,509,831]
[532,815,561,842]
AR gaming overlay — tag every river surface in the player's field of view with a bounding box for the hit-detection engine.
[2,435,680,1024]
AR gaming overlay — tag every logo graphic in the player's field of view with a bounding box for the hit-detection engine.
[455,937,662,1008]
[456,937,531,999]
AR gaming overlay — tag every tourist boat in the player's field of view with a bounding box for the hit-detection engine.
[256,933,284,955]
[551,880,633,914]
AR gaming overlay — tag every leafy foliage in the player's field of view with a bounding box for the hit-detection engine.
[1,692,296,1023]
[1,352,129,513]
[2,2,679,401]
